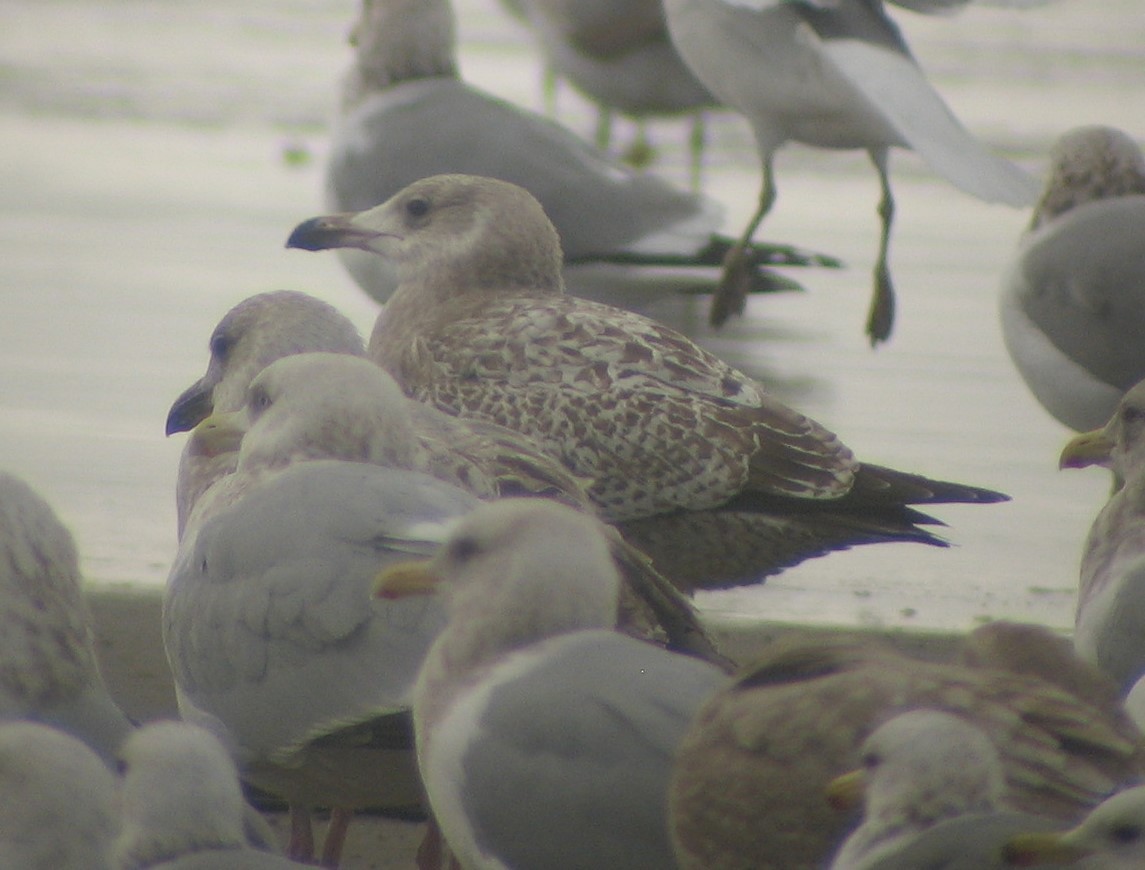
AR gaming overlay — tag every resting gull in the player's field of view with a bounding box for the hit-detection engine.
[287,173,1009,591]
[667,625,1145,869]
[165,297,719,657]
[374,498,728,870]
[826,709,1056,870]
[1059,379,1145,692]
[165,356,481,866]
[659,0,1040,340]
[115,721,307,869]
[1004,785,1145,868]
[0,722,118,870]
[1000,126,1145,431]
[0,471,133,763]
[502,0,719,183]
[327,0,839,315]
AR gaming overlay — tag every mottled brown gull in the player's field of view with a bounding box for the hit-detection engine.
[0,722,118,870]
[287,173,1009,591]
[667,625,1145,869]
[1059,379,1145,692]
[659,0,1039,340]
[165,296,719,656]
[0,471,133,763]
[115,721,308,869]
[327,0,839,316]
[165,356,481,866]
[825,710,1056,870]
[374,498,728,870]
[1005,785,1145,868]
[1000,126,1145,431]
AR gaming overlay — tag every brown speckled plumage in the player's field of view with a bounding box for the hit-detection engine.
[287,174,1007,590]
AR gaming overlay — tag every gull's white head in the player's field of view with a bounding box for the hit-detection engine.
[114,721,247,869]
[287,174,565,300]
[1060,379,1145,478]
[166,291,365,436]
[1006,785,1145,868]
[0,723,117,870]
[203,352,420,474]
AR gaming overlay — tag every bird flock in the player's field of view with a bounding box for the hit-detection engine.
[5,1,1145,869]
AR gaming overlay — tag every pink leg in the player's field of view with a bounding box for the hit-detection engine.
[320,806,354,868]
[287,804,315,864]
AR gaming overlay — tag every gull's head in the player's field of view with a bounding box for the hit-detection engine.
[1060,380,1145,476]
[1032,126,1145,230]
[347,0,457,92]
[114,721,246,867]
[374,499,619,659]
[831,710,1004,831]
[1004,785,1145,868]
[194,352,420,474]
[165,291,364,436]
[287,174,564,299]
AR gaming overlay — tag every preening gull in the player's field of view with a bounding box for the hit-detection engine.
[0,722,117,870]
[1059,379,1145,692]
[659,0,1039,340]
[667,625,1145,869]
[1005,785,1145,868]
[374,498,728,870]
[326,0,839,315]
[164,355,481,866]
[502,0,719,183]
[0,471,132,763]
[826,710,1056,870]
[115,721,306,869]
[1000,126,1145,431]
[165,298,719,657]
[287,173,1008,592]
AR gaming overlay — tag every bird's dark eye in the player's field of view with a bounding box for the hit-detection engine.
[862,752,881,771]
[1110,823,1141,844]
[209,332,231,360]
[405,197,430,219]
[248,386,272,415]
[1122,405,1145,426]
[447,536,480,563]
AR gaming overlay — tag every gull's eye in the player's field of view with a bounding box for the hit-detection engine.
[1122,404,1145,426]
[209,331,231,360]
[862,751,881,771]
[248,386,273,416]
[447,535,480,564]
[405,197,430,219]
[1109,823,1141,845]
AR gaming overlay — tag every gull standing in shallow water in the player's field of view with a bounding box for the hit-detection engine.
[667,625,1144,869]
[0,722,118,870]
[165,354,481,866]
[1000,126,1145,431]
[374,498,728,870]
[659,0,1040,340]
[326,0,839,316]
[287,173,1009,592]
[825,710,1056,870]
[1059,379,1145,692]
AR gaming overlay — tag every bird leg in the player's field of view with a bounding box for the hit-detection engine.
[688,112,707,193]
[287,804,315,863]
[710,155,777,327]
[319,806,354,868]
[866,147,896,346]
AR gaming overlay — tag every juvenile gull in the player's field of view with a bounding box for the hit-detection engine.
[1000,126,1145,431]
[667,625,1145,869]
[115,721,307,869]
[165,297,718,656]
[0,722,118,870]
[327,0,839,315]
[1059,379,1145,692]
[287,174,1009,591]
[0,471,133,763]
[374,498,728,870]
[165,356,481,866]
[1004,785,1145,868]
[659,0,1039,340]
[825,710,1055,870]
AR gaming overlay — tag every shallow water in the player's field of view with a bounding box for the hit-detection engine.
[2,0,1144,633]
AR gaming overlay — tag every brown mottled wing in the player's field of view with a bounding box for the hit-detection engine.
[669,639,1145,870]
[392,295,857,522]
